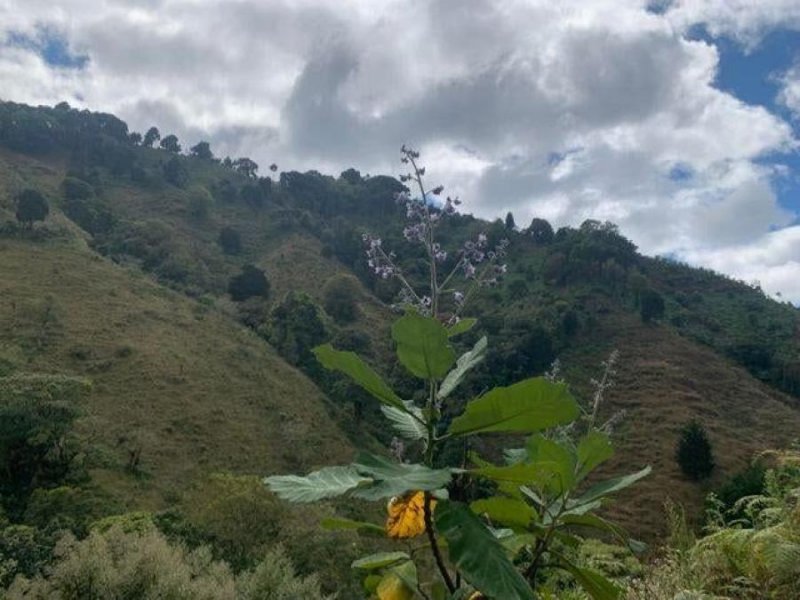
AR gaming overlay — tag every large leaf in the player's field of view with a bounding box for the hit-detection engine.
[571,466,652,508]
[352,551,410,570]
[436,501,535,600]
[446,318,477,338]
[474,462,541,485]
[381,401,426,441]
[558,513,646,553]
[527,435,576,494]
[438,337,487,400]
[449,377,579,437]
[470,496,536,529]
[576,431,614,481]
[264,465,371,502]
[313,344,405,410]
[392,312,455,380]
[352,452,453,500]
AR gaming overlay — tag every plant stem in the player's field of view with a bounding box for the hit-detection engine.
[424,491,455,593]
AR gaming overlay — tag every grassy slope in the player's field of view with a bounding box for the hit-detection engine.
[0,153,354,509]
[561,311,800,539]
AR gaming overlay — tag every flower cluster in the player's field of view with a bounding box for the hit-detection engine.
[363,234,396,280]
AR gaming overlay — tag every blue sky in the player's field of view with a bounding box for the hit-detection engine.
[1,1,800,301]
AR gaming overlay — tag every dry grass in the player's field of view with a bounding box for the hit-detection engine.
[0,238,354,509]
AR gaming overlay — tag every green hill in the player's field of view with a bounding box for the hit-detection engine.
[1,99,799,564]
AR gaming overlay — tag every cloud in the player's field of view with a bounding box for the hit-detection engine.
[779,62,800,118]
[1,0,799,300]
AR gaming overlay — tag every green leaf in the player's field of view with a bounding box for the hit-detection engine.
[381,401,426,441]
[392,312,455,380]
[576,431,614,481]
[264,465,371,503]
[438,336,487,400]
[470,496,536,529]
[558,513,646,553]
[571,466,651,508]
[436,501,535,600]
[352,452,453,500]
[351,551,410,570]
[527,435,577,494]
[447,318,477,337]
[555,557,620,600]
[313,344,405,410]
[320,517,385,536]
[449,377,579,437]
[473,462,541,485]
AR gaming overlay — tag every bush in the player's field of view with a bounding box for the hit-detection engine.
[676,420,715,481]
[61,177,94,202]
[263,292,328,371]
[5,525,331,600]
[218,227,242,255]
[640,288,665,323]
[163,156,189,187]
[188,186,213,220]
[15,190,49,229]
[228,265,270,302]
[322,274,360,324]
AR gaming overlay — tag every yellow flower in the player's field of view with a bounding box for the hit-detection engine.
[385,491,434,539]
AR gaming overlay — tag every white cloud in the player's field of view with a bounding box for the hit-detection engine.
[779,62,800,119]
[1,0,800,300]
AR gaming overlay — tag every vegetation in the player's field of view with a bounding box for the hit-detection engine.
[676,420,716,481]
[14,190,49,229]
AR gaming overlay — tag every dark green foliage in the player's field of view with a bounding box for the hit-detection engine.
[63,194,114,236]
[61,177,94,201]
[159,134,181,153]
[142,126,160,148]
[240,182,265,209]
[0,375,88,516]
[340,168,362,185]
[15,190,49,229]
[528,217,554,244]
[218,226,242,255]
[507,278,529,301]
[189,141,213,160]
[212,178,239,203]
[505,211,516,230]
[322,274,360,324]
[714,462,766,522]
[228,265,270,302]
[640,288,665,323]
[188,186,213,220]
[233,157,258,178]
[676,420,715,481]
[163,156,189,187]
[128,132,142,145]
[263,292,329,373]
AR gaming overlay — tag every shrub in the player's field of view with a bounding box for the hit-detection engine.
[163,156,189,187]
[15,190,49,229]
[640,288,665,323]
[218,226,242,255]
[228,265,270,302]
[61,177,94,201]
[188,186,213,220]
[322,274,360,324]
[263,292,328,370]
[676,420,715,481]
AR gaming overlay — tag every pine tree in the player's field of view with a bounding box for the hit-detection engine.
[676,420,715,481]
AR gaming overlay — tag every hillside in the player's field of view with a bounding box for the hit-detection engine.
[1,99,799,550]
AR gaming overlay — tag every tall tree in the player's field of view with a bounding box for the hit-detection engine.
[528,217,554,244]
[160,134,181,154]
[142,127,160,148]
[676,420,715,481]
[190,141,213,160]
[505,211,516,231]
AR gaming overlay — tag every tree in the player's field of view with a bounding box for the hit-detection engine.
[505,211,516,231]
[142,127,160,148]
[128,132,142,145]
[233,157,258,179]
[640,288,665,323]
[188,186,213,220]
[228,265,270,302]
[62,177,94,201]
[190,141,213,160]
[218,226,242,255]
[15,189,49,229]
[240,183,265,209]
[322,274,360,324]
[265,292,329,371]
[159,134,181,154]
[340,168,362,185]
[676,420,715,481]
[163,156,189,187]
[528,217,554,244]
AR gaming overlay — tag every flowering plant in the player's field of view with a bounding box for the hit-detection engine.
[265,148,649,599]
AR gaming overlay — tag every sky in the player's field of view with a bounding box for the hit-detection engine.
[1,0,799,302]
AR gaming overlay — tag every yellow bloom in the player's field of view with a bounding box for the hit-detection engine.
[385,491,434,539]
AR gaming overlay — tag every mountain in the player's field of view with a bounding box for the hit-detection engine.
[1,99,799,550]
